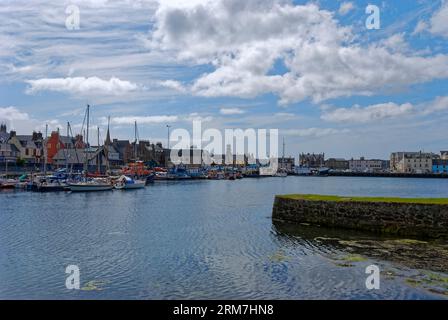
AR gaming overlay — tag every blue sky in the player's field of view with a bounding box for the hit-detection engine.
[0,0,448,159]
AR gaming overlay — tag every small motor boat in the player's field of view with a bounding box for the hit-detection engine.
[114,175,146,190]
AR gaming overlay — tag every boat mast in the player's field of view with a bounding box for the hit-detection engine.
[134,120,138,161]
[97,126,100,174]
[44,124,48,176]
[282,137,285,172]
[84,104,90,178]
[65,122,70,171]
[105,116,110,174]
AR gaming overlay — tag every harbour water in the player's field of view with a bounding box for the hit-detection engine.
[1,176,448,300]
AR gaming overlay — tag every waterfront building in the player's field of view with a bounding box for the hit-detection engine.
[45,131,84,164]
[132,140,167,166]
[349,157,384,173]
[441,151,448,160]
[111,139,133,165]
[382,160,391,172]
[278,157,295,173]
[299,153,325,168]
[325,158,349,171]
[0,123,10,143]
[52,145,120,170]
[52,148,91,168]
[390,151,438,174]
[169,147,210,168]
[0,142,20,163]
[432,159,448,174]
[8,131,43,164]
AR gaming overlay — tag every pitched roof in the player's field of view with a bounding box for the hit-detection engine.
[0,132,10,143]
[0,143,20,153]
[15,135,38,148]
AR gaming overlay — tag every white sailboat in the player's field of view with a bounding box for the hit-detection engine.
[69,179,113,192]
[68,104,113,192]
[274,138,288,177]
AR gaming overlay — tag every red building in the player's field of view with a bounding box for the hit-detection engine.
[45,131,85,164]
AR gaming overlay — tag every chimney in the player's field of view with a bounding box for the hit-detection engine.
[32,131,43,141]
[10,130,16,138]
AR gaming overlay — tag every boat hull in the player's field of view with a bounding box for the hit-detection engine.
[68,184,113,192]
[0,184,15,190]
[115,181,146,190]
[34,185,67,192]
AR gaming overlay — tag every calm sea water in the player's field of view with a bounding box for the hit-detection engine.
[1,176,448,300]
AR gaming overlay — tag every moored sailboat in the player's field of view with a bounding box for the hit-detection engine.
[68,179,113,192]
[68,105,113,192]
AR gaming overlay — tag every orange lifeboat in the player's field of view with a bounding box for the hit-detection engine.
[121,161,152,176]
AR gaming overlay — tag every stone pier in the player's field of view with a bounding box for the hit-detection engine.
[272,195,448,239]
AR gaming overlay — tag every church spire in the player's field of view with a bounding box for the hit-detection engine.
[105,116,111,145]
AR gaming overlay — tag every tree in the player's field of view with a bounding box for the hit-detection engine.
[16,158,26,167]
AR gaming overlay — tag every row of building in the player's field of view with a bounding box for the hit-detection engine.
[1,124,447,174]
[0,124,168,168]
[0,124,264,170]
[298,152,448,174]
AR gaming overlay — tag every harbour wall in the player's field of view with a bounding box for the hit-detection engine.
[272,196,448,239]
[327,172,448,179]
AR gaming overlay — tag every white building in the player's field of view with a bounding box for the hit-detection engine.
[349,157,383,173]
[390,152,437,174]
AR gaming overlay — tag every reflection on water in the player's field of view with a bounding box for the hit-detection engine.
[1,176,448,299]
[274,221,448,297]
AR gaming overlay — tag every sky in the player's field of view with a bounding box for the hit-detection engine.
[0,0,447,159]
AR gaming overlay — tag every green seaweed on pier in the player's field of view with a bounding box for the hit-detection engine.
[278,194,448,205]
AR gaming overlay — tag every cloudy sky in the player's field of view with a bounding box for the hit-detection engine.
[0,0,447,159]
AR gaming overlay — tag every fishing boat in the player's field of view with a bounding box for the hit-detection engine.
[114,175,146,190]
[120,122,154,184]
[207,168,225,180]
[154,171,169,180]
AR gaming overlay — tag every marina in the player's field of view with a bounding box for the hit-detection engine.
[1,176,448,299]
[1,0,448,306]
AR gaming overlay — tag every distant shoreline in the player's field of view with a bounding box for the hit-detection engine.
[325,171,448,179]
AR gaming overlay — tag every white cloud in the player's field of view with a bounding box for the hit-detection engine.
[185,113,213,122]
[338,2,355,16]
[380,33,410,53]
[412,20,428,35]
[322,96,448,123]
[26,77,141,96]
[423,96,448,114]
[429,2,448,37]
[108,113,213,125]
[150,0,448,105]
[110,115,179,125]
[220,108,245,115]
[158,80,187,93]
[0,106,62,134]
[0,106,30,121]
[321,102,415,123]
[283,127,349,138]
[274,112,295,118]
